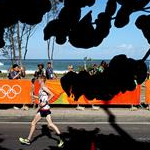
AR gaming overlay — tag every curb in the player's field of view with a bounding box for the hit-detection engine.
[0,108,150,123]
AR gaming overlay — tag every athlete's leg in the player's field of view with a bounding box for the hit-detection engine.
[27,112,41,140]
[46,114,60,134]
[46,114,64,147]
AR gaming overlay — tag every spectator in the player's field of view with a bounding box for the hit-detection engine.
[46,62,57,79]
[8,64,28,110]
[31,71,39,109]
[68,65,74,72]
[89,64,98,75]
[31,71,39,85]
[89,63,101,110]
[8,64,22,79]
[0,70,2,79]
[147,71,150,80]
[19,66,26,78]
[98,60,106,73]
[37,63,46,77]
[67,65,85,111]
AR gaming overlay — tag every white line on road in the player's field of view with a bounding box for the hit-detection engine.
[1,122,150,125]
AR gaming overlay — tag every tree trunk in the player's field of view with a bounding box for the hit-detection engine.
[47,39,51,60]
[23,26,32,60]
[10,25,16,65]
[23,25,35,60]
[50,37,55,68]
[17,22,22,65]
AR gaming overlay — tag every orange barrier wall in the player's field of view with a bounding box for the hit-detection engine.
[46,80,141,105]
[0,79,141,105]
[145,80,150,104]
[0,79,32,104]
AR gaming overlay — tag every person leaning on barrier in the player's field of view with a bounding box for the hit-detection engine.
[7,64,28,110]
[8,64,22,79]
[19,66,26,78]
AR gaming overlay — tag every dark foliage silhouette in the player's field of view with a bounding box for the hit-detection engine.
[61,54,147,101]
[0,1,149,102]
[0,0,150,49]
[0,1,150,150]
[135,14,150,44]
[44,0,150,48]
[46,128,150,150]
[0,0,51,48]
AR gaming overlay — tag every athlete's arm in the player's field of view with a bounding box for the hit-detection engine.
[31,91,39,99]
[42,86,54,100]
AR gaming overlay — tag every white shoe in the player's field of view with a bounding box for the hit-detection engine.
[130,106,138,111]
[21,106,29,111]
[13,106,19,110]
[76,106,85,111]
[92,105,100,110]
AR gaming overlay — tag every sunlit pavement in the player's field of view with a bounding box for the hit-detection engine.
[0,107,150,123]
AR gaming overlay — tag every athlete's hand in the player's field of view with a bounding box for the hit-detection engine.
[31,93,38,99]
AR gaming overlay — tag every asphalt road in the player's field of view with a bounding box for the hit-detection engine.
[0,122,150,150]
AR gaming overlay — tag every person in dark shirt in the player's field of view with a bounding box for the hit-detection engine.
[8,64,22,79]
[8,64,28,110]
[31,71,39,109]
[46,62,56,79]
[36,63,46,77]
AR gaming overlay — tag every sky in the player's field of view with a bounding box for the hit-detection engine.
[2,0,150,60]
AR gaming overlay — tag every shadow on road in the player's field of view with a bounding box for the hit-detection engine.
[47,127,150,150]
[31,125,59,143]
[46,107,150,150]
[0,134,11,150]
[1,107,150,150]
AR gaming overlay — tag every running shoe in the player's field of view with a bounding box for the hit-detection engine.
[19,137,30,145]
[58,139,64,148]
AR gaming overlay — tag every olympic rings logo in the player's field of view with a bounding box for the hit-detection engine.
[0,84,21,99]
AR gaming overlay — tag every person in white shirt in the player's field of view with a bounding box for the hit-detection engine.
[19,75,64,147]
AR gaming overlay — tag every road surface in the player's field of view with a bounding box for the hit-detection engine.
[0,122,150,150]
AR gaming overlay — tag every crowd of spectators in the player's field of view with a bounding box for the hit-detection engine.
[66,61,108,110]
[5,62,56,110]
